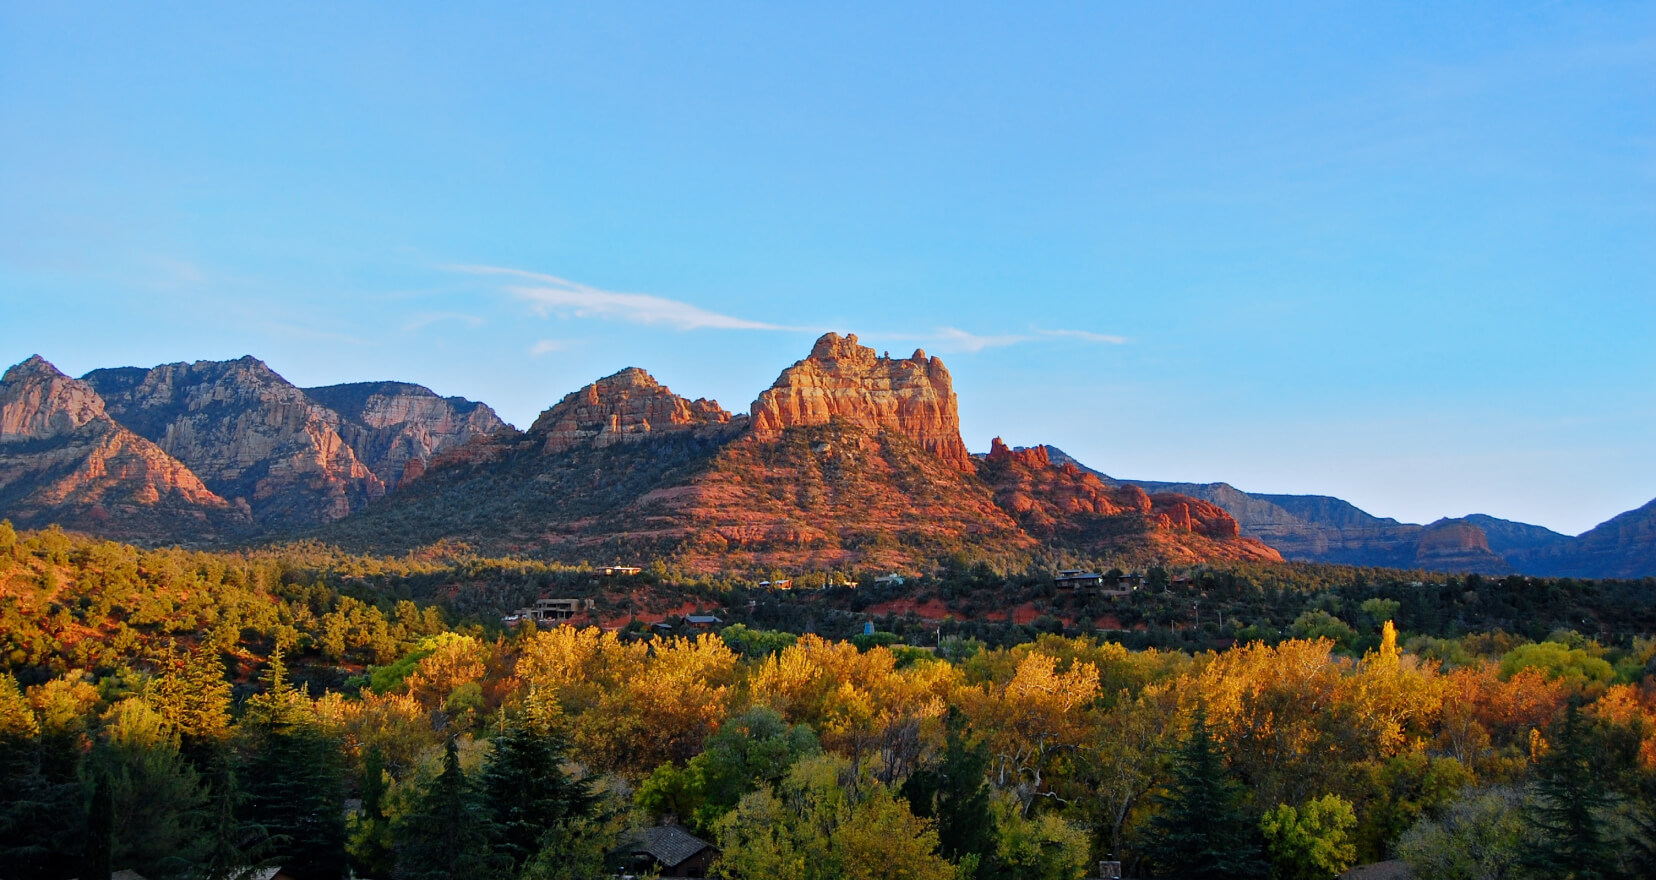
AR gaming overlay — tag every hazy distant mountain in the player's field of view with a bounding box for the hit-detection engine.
[1038,444,1646,578]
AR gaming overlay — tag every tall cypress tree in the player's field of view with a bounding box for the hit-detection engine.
[477,697,595,873]
[1524,701,1623,880]
[395,736,499,880]
[1141,707,1267,880]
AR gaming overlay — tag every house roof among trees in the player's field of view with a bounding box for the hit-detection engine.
[624,824,714,867]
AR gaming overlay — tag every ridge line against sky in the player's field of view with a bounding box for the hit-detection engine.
[0,1,1651,535]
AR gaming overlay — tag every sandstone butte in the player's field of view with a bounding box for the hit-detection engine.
[0,356,248,539]
[749,332,974,472]
[528,367,737,454]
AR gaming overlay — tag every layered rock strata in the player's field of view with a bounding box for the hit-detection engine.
[528,368,736,454]
[303,381,506,487]
[84,358,383,524]
[750,333,972,471]
[0,357,246,539]
[980,438,1282,563]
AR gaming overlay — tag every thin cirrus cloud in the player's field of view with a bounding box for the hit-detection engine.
[1036,328,1128,345]
[403,311,486,332]
[448,264,799,332]
[908,327,1128,354]
[529,339,574,356]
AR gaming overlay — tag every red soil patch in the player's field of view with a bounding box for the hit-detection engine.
[865,597,953,620]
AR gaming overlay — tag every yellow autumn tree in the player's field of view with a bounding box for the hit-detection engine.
[959,649,1099,811]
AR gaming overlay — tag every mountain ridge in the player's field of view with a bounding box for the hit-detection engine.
[1032,444,1643,578]
[0,348,1648,578]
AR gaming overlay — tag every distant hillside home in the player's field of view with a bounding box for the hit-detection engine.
[873,573,907,586]
[504,597,593,625]
[1055,569,1104,588]
[603,565,643,576]
[684,614,723,630]
[612,824,719,878]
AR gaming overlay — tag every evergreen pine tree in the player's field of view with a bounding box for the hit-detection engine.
[194,750,272,880]
[1524,701,1624,880]
[0,720,88,879]
[900,717,999,876]
[1141,707,1267,880]
[84,772,113,880]
[395,736,499,880]
[477,697,595,873]
[240,652,346,880]
[347,746,395,878]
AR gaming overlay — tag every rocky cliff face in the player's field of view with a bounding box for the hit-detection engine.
[0,357,247,540]
[979,438,1282,563]
[303,381,506,488]
[528,368,736,454]
[750,333,972,471]
[84,358,383,525]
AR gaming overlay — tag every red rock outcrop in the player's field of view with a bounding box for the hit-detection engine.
[528,368,736,454]
[750,333,972,471]
[84,358,384,525]
[303,381,506,488]
[979,437,1281,563]
[0,356,248,539]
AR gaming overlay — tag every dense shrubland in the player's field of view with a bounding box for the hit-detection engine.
[3,522,1656,879]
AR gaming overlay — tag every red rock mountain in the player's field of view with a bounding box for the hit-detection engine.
[314,334,1277,572]
[528,368,737,454]
[980,438,1281,564]
[750,333,973,471]
[0,357,249,540]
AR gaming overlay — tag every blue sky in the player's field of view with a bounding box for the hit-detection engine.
[2,2,1652,535]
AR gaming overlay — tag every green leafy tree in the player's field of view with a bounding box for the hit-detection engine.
[1141,707,1267,880]
[1396,786,1526,880]
[347,747,394,877]
[1260,794,1357,880]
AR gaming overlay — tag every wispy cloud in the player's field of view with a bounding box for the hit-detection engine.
[403,311,486,332]
[1036,328,1128,344]
[879,325,1127,354]
[448,264,795,331]
[932,327,1033,353]
[529,339,574,356]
